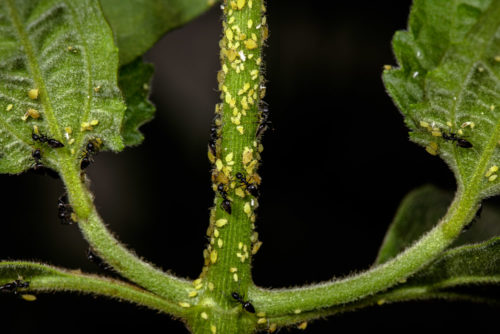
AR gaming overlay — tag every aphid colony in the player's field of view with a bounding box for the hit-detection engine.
[419,121,473,156]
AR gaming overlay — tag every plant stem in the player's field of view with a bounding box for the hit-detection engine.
[58,156,191,302]
[251,119,500,317]
[189,0,268,332]
[7,261,188,317]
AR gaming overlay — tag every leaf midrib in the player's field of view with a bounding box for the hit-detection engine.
[6,0,62,142]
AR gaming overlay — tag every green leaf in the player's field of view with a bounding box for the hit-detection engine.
[100,0,217,66]
[406,236,500,287]
[375,185,453,265]
[0,0,125,174]
[383,0,500,198]
[119,58,155,147]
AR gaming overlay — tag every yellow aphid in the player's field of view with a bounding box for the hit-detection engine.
[208,282,214,291]
[269,323,277,333]
[247,19,253,29]
[233,273,238,282]
[211,325,217,334]
[294,309,302,314]
[491,105,496,111]
[227,49,237,61]
[383,65,392,70]
[195,283,203,290]
[431,131,442,137]
[193,278,202,286]
[229,267,238,272]
[188,291,198,298]
[485,165,498,177]
[228,16,235,24]
[179,302,191,308]
[419,121,430,128]
[244,202,251,215]
[244,39,258,50]
[214,228,219,237]
[21,294,37,302]
[215,159,223,171]
[226,28,234,41]
[6,104,13,111]
[252,241,262,254]
[237,0,245,9]
[215,218,227,228]
[225,152,234,162]
[201,312,208,320]
[238,242,243,249]
[257,318,267,324]
[64,127,72,134]
[235,188,245,197]
[297,322,308,330]
[237,126,244,134]
[210,249,218,263]
[218,239,223,248]
[80,122,93,131]
[28,88,39,99]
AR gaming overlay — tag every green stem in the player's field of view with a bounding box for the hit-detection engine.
[1,261,187,317]
[58,157,191,303]
[188,0,268,333]
[251,119,500,317]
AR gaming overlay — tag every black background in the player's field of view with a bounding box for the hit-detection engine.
[0,1,498,332]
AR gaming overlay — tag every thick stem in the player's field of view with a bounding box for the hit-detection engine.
[189,0,268,332]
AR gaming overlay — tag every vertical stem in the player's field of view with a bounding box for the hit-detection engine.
[190,1,268,333]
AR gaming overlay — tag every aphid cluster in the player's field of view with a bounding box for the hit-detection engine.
[32,132,64,148]
[217,184,232,214]
[0,280,29,294]
[236,172,259,197]
[80,139,101,170]
[57,193,76,225]
[231,291,255,313]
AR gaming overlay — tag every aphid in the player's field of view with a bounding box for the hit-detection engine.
[442,132,473,148]
[57,193,75,225]
[0,280,29,294]
[32,132,64,148]
[87,248,111,270]
[217,184,232,214]
[231,292,255,313]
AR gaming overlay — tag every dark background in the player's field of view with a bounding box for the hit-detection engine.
[0,1,498,332]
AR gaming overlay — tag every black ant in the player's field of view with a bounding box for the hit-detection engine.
[256,100,271,138]
[442,132,472,148]
[30,148,60,178]
[87,248,111,270]
[217,184,232,214]
[80,139,101,170]
[231,292,255,313]
[32,148,43,170]
[0,280,29,294]
[32,132,64,148]
[235,172,259,197]
[208,116,220,156]
[57,193,76,225]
